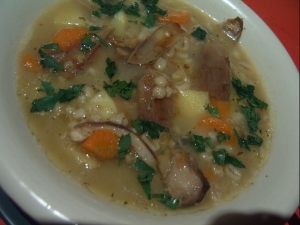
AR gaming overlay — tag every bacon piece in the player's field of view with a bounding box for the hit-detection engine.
[137,70,174,128]
[196,37,231,101]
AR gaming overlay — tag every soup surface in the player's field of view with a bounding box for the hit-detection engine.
[16,0,272,213]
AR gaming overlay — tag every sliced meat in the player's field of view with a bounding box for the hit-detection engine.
[70,121,157,168]
[137,70,175,128]
[221,17,243,41]
[51,26,113,78]
[128,23,186,65]
[196,36,231,101]
[158,148,210,207]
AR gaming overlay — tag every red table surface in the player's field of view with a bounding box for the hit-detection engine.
[0,0,299,225]
[243,0,299,71]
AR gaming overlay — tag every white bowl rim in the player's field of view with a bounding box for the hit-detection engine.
[0,0,299,224]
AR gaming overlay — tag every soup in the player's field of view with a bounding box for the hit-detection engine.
[16,0,272,213]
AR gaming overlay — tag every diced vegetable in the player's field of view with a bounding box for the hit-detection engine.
[81,129,120,160]
[158,10,190,24]
[22,55,42,72]
[198,117,237,146]
[85,90,118,120]
[210,97,230,119]
[52,28,89,51]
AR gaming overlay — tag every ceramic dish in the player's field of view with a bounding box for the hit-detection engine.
[0,0,299,224]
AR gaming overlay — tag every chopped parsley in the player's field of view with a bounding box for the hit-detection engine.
[247,133,263,147]
[133,158,155,199]
[92,33,109,47]
[141,0,167,27]
[80,34,97,53]
[212,149,246,168]
[118,134,131,164]
[191,27,207,40]
[131,119,169,139]
[41,43,59,50]
[217,132,231,143]
[241,105,261,133]
[105,57,117,79]
[190,134,214,152]
[30,81,85,113]
[38,50,64,73]
[104,80,137,100]
[141,12,158,28]
[232,77,268,109]
[141,0,167,16]
[89,26,102,31]
[152,194,179,210]
[234,129,250,151]
[205,104,220,118]
[123,2,141,17]
[92,10,101,17]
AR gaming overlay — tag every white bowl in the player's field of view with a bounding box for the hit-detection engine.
[0,0,299,224]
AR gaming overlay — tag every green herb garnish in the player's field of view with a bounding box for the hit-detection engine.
[190,134,215,152]
[38,50,64,73]
[30,81,85,113]
[205,104,220,118]
[92,33,109,47]
[41,43,60,50]
[118,134,131,164]
[124,2,140,17]
[217,132,231,143]
[247,133,263,147]
[131,119,169,139]
[141,0,166,27]
[234,129,250,151]
[232,77,268,109]
[105,57,117,79]
[80,34,97,53]
[241,105,261,133]
[133,158,155,199]
[104,80,137,100]
[212,149,246,168]
[152,194,179,210]
[58,84,86,103]
[92,10,101,17]
[191,27,207,40]
[89,26,102,31]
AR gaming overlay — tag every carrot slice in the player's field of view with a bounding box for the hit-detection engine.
[81,129,120,160]
[198,117,237,146]
[22,55,42,72]
[52,28,89,51]
[158,10,191,25]
[210,97,230,119]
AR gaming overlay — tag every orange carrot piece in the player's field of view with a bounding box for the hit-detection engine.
[22,55,42,72]
[52,28,89,51]
[198,117,237,146]
[81,129,120,160]
[210,97,230,119]
[158,10,191,25]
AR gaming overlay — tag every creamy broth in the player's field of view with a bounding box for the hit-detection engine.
[16,0,272,213]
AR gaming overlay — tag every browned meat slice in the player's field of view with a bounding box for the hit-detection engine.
[196,37,231,101]
[158,148,210,207]
[128,23,185,65]
[137,70,175,128]
[50,26,113,78]
[221,17,244,41]
[70,121,157,167]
